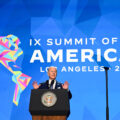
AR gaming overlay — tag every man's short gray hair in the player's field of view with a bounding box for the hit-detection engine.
[48,66,57,72]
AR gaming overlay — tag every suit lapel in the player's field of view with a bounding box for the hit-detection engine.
[45,80,49,89]
[55,81,62,89]
[55,81,58,89]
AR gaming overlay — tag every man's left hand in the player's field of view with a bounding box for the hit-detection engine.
[62,81,69,90]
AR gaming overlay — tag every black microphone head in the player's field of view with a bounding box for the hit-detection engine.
[103,67,110,70]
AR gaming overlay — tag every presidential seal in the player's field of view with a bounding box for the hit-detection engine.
[41,91,57,107]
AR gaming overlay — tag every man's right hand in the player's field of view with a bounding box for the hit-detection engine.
[32,81,41,89]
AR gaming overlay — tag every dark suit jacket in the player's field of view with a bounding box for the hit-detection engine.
[39,80,72,99]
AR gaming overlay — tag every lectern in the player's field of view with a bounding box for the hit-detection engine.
[29,89,70,120]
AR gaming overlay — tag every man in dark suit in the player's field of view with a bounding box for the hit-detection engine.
[32,66,72,99]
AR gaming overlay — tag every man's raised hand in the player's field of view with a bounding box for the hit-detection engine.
[62,81,69,90]
[32,81,41,89]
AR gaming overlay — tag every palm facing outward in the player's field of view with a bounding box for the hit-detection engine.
[32,81,41,89]
[62,81,69,90]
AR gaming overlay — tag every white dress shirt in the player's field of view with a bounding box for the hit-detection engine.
[48,79,56,89]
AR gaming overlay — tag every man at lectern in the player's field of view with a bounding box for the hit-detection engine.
[32,66,72,99]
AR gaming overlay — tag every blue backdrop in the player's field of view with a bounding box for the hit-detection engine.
[0,0,120,120]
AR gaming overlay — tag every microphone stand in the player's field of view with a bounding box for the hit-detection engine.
[103,67,110,120]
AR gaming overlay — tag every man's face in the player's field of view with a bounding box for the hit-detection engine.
[48,67,57,80]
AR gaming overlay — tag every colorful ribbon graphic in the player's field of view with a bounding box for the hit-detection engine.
[0,35,31,106]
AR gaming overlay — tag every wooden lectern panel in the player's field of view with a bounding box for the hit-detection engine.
[32,115,66,120]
